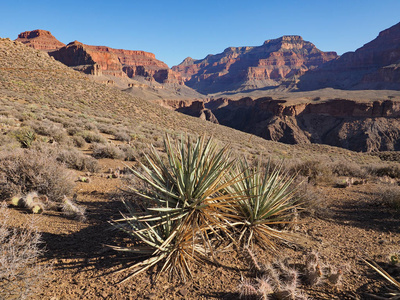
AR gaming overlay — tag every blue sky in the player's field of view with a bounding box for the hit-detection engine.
[1,0,399,67]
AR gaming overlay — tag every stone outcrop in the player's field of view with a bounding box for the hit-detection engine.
[172,36,337,94]
[298,22,400,90]
[176,97,400,152]
[176,101,219,123]
[49,41,183,83]
[15,30,65,52]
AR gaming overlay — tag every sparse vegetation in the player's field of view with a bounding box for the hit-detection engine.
[0,203,50,299]
[0,148,75,202]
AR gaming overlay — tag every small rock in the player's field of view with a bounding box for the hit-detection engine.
[179,288,189,297]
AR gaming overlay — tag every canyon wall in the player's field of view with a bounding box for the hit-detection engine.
[192,97,400,152]
[172,36,337,94]
[298,22,400,90]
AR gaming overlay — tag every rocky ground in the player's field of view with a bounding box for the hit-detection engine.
[3,153,398,300]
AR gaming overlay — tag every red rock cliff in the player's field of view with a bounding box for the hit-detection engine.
[15,29,65,52]
[49,40,182,83]
[298,22,400,90]
[172,36,337,94]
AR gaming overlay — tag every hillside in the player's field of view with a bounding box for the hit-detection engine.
[1,37,400,300]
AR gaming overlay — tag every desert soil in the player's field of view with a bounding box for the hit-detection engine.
[6,157,399,300]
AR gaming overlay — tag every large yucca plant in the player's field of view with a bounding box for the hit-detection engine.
[109,135,238,282]
[225,159,298,250]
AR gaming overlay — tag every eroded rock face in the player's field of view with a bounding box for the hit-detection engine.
[172,36,337,94]
[298,22,400,90]
[49,41,183,83]
[15,30,65,52]
[176,97,400,152]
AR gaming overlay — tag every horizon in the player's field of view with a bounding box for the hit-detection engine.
[1,0,400,67]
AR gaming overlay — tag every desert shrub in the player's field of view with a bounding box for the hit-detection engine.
[24,119,62,137]
[0,203,50,299]
[83,122,97,131]
[0,148,75,202]
[330,161,366,178]
[96,123,117,135]
[294,179,330,218]
[119,144,137,161]
[66,126,82,136]
[77,130,107,144]
[365,163,400,179]
[379,185,400,210]
[91,143,125,159]
[286,159,333,184]
[56,148,99,172]
[109,135,237,282]
[0,133,20,150]
[114,130,131,142]
[71,135,86,148]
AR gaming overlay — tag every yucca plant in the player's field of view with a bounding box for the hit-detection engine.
[225,159,298,250]
[109,135,239,282]
[364,258,400,299]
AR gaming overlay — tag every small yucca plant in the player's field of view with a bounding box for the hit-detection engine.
[225,159,298,250]
[109,135,238,282]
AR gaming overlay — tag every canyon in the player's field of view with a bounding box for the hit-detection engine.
[11,24,400,152]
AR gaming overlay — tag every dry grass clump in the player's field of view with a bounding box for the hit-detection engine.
[379,185,400,210]
[91,143,125,159]
[0,202,50,299]
[0,148,75,202]
[56,148,99,172]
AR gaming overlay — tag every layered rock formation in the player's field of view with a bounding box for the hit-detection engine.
[172,36,337,94]
[49,41,183,83]
[15,30,65,51]
[175,97,400,152]
[298,22,400,90]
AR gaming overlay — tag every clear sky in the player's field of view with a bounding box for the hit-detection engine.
[1,0,399,67]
